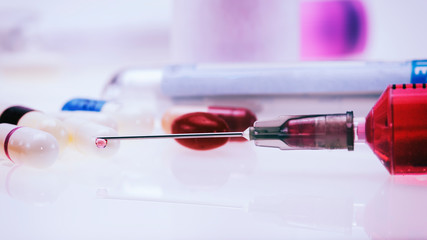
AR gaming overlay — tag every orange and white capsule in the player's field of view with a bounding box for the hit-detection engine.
[0,123,59,168]
[62,118,120,157]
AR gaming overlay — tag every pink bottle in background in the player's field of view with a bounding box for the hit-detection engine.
[300,0,368,60]
[171,0,368,62]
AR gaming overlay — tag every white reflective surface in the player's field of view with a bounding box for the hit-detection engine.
[1,136,427,239]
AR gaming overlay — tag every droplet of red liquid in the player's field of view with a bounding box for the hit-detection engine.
[172,112,230,150]
[95,138,108,148]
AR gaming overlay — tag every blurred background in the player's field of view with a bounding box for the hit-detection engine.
[1,1,427,239]
[0,0,427,70]
[1,0,427,106]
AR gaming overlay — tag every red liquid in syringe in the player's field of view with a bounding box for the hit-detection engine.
[249,84,427,174]
[363,84,427,174]
[272,84,427,174]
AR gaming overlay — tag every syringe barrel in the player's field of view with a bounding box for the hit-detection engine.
[251,112,354,150]
[365,84,427,174]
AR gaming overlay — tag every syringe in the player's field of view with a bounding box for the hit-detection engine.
[97,111,354,151]
[97,84,427,175]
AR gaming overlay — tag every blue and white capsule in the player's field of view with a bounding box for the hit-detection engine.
[62,98,154,135]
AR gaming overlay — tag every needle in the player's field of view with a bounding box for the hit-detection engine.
[97,132,245,140]
[95,130,252,149]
